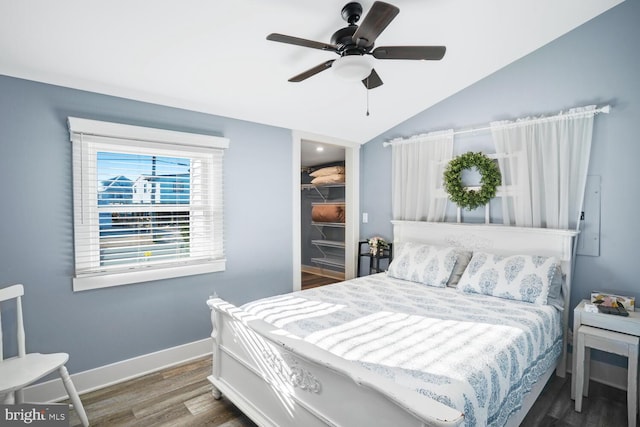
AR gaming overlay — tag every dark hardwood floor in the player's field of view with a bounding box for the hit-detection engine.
[68,353,629,427]
[68,356,256,427]
[301,272,340,290]
[521,373,628,426]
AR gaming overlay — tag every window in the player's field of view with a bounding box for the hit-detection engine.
[69,118,228,291]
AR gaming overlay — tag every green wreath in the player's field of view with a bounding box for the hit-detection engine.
[443,152,501,210]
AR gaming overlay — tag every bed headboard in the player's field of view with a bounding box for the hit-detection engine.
[392,220,576,262]
[391,220,579,374]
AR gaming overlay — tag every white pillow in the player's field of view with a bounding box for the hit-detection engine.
[457,252,561,305]
[310,173,345,185]
[387,243,460,288]
[310,166,345,177]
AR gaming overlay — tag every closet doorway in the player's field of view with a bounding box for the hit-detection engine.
[291,131,360,292]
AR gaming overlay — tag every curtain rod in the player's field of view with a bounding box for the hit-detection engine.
[383,104,611,147]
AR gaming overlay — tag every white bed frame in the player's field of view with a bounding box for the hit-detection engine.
[207,221,578,427]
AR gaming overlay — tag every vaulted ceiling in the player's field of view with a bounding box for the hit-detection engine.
[0,0,624,143]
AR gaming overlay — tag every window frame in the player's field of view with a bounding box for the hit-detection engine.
[68,117,229,292]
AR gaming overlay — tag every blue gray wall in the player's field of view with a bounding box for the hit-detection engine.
[0,76,294,373]
[1,0,637,377]
[360,1,639,363]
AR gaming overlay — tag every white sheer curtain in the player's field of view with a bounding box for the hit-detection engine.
[491,105,596,229]
[391,130,454,221]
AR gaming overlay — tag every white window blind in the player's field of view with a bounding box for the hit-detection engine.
[68,117,228,291]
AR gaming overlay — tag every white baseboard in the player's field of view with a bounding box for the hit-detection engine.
[24,338,212,403]
[568,356,628,391]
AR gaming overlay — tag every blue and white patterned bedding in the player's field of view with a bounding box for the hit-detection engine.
[242,273,563,426]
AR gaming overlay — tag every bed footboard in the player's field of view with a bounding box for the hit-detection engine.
[207,297,464,427]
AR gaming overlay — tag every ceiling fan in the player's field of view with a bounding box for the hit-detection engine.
[267,1,446,90]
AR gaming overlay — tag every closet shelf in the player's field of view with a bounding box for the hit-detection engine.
[301,183,345,202]
[311,239,345,249]
[301,183,345,190]
[311,256,345,269]
[312,201,345,206]
[312,222,345,228]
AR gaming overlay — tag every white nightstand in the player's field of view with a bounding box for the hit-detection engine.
[572,299,640,426]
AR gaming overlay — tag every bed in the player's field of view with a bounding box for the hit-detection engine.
[207,221,578,426]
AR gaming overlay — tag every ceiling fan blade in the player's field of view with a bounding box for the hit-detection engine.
[352,1,399,48]
[371,46,446,60]
[362,69,383,90]
[289,60,335,82]
[267,33,338,52]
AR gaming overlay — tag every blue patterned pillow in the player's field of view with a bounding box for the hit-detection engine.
[457,252,561,305]
[387,243,460,287]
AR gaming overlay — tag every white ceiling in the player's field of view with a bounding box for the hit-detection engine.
[301,140,345,168]
[0,0,623,143]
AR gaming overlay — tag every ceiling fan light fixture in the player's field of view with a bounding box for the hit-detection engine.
[332,55,372,81]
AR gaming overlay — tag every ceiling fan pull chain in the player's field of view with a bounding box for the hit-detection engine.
[365,80,370,116]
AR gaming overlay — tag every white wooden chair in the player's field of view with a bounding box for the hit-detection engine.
[0,284,89,426]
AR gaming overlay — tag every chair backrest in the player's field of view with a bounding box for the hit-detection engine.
[0,284,26,361]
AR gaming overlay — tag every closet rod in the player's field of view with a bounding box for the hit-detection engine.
[383,104,611,147]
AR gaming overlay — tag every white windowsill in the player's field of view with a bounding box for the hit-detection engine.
[73,260,226,292]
